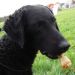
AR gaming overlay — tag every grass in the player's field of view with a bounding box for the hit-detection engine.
[0,8,75,75]
[0,22,5,37]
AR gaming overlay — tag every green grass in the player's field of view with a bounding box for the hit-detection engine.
[0,8,75,75]
[0,22,5,37]
[0,22,5,38]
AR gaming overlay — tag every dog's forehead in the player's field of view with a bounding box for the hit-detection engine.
[26,5,55,24]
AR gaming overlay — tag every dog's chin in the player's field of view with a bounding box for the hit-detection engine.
[47,54,58,59]
[44,53,63,59]
[41,49,67,59]
[42,52,58,59]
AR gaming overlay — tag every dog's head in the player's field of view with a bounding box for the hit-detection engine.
[4,5,70,59]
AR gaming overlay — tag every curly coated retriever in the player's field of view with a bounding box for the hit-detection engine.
[0,5,70,75]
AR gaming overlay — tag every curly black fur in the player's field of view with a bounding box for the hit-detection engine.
[0,5,70,75]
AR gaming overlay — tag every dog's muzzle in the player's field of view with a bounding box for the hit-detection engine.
[41,41,70,59]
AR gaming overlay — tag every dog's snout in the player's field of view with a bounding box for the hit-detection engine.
[58,41,70,51]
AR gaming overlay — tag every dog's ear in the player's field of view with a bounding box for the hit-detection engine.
[3,11,25,48]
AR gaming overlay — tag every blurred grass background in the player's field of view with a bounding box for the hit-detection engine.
[0,8,75,75]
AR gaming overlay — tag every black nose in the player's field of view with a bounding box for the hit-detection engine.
[58,41,70,51]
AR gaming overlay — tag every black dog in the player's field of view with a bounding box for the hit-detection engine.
[0,5,70,75]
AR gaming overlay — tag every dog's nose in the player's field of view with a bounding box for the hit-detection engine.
[58,41,70,51]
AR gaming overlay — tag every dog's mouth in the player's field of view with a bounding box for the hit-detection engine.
[47,53,61,59]
[41,49,69,59]
[41,50,58,59]
[41,43,70,59]
[42,52,59,59]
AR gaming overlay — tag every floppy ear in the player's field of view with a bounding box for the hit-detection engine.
[3,11,25,48]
